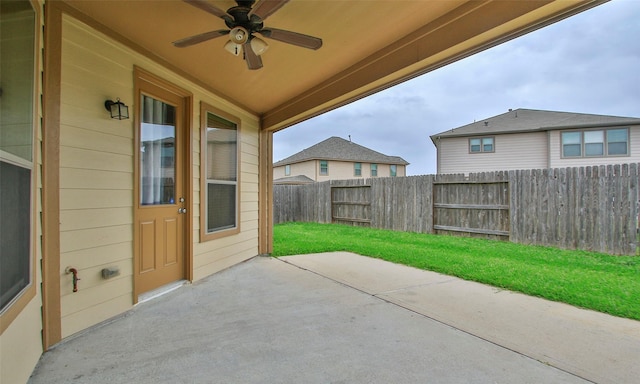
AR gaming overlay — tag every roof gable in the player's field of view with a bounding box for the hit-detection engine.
[431,109,640,140]
[274,136,409,166]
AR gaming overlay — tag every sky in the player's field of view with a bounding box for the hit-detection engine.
[273,0,640,176]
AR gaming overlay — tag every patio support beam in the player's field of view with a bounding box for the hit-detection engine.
[42,0,63,349]
[258,129,274,255]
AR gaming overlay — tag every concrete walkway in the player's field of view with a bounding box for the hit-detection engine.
[29,253,640,384]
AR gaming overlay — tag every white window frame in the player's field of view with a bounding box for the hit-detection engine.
[354,162,362,177]
[284,164,291,176]
[200,102,241,242]
[319,160,328,175]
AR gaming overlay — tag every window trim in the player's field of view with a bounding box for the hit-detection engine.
[354,162,362,177]
[371,163,378,177]
[284,164,291,176]
[469,136,494,153]
[319,160,328,176]
[561,128,630,158]
[0,0,39,334]
[199,102,241,242]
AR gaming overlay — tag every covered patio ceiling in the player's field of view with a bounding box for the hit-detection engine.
[62,0,606,131]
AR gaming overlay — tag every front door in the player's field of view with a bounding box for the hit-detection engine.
[134,76,188,297]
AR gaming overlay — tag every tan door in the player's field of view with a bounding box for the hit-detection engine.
[134,79,188,297]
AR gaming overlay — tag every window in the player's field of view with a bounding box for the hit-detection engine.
[584,130,604,156]
[390,164,397,177]
[284,164,291,176]
[319,160,328,175]
[562,132,582,157]
[1,1,36,318]
[371,164,378,177]
[562,128,629,158]
[354,163,362,177]
[607,129,629,155]
[200,103,240,240]
[469,137,494,153]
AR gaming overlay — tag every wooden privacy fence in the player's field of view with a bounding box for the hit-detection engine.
[273,163,640,255]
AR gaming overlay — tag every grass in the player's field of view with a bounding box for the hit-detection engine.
[273,222,640,320]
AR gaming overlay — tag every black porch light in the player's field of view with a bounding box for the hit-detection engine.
[104,98,129,120]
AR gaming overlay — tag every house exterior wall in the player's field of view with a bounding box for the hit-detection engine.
[436,132,548,174]
[57,15,259,338]
[548,125,640,168]
[275,160,406,181]
[0,1,45,383]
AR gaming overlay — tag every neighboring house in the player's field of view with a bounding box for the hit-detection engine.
[273,175,316,185]
[273,137,409,181]
[431,109,640,174]
[1,1,605,383]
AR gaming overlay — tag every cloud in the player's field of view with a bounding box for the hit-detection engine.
[274,0,640,175]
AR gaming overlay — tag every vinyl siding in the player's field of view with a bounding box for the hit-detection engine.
[437,132,548,174]
[276,160,406,181]
[58,15,259,339]
[548,126,640,168]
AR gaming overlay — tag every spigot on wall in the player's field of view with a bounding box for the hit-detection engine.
[65,267,81,292]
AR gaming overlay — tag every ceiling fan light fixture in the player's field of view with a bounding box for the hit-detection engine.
[224,40,242,56]
[229,26,248,44]
[250,36,268,56]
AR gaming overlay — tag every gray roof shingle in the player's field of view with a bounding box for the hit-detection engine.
[273,136,409,166]
[430,109,640,141]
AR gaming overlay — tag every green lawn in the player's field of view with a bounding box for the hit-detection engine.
[273,222,640,320]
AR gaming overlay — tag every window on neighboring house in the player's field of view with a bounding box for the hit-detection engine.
[1,1,36,315]
[200,103,240,241]
[390,164,397,177]
[320,160,328,175]
[562,128,629,158]
[469,137,494,153]
[354,163,362,177]
[371,164,378,177]
[607,129,629,155]
[284,164,290,176]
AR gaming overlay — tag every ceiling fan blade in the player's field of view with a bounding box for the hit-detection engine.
[173,29,229,48]
[244,41,263,70]
[248,0,289,21]
[182,0,232,22]
[259,28,322,50]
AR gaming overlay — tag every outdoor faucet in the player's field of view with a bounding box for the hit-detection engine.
[66,267,81,292]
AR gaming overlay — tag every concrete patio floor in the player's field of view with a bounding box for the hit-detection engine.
[28,253,640,384]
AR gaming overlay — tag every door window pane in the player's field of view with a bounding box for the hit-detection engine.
[140,96,176,205]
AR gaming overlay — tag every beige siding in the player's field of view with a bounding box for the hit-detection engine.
[437,132,548,174]
[58,15,259,339]
[0,2,45,383]
[548,126,640,168]
[276,160,406,181]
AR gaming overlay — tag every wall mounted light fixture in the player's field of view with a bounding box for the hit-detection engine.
[104,98,129,120]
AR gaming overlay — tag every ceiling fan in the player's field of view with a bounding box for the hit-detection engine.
[173,0,323,70]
